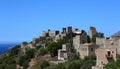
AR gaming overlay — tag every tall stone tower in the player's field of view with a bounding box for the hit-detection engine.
[73,30,87,53]
[62,27,66,33]
[89,27,97,39]
[68,26,72,34]
[67,26,72,38]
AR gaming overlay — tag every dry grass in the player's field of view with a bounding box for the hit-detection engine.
[30,54,58,69]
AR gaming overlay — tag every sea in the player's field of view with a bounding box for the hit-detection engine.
[0,43,20,55]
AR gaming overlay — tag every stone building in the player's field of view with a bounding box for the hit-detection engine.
[73,30,87,53]
[21,41,36,54]
[32,38,40,45]
[48,30,59,38]
[62,27,67,34]
[54,34,61,42]
[42,31,47,37]
[54,33,67,42]
[67,26,73,38]
[54,27,68,42]
[21,42,28,55]
[89,27,97,39]
[96,37,120,54]
[58,43,71,61]
[42,29,59,38]
[79,43,97,59]
[92,46,116,69]
[93,34,120,69]
[96,37,105,47]
[68,26,72,34]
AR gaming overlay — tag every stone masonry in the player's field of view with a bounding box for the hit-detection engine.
[58,43,71,61]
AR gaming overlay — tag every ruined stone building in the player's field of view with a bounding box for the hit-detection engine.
[32,38,40,46]
[42,29,59,37]
[96,37,120,54]
[93,31,120,69]
[67,26,73,38]
[92,46,116,69]
[79,43,97,59]
[48,30,59,38]
[58,43,71,61]
[54,27,67,42]
[19,26,120,69]
[42,26,73,42]
[72,27,100,59]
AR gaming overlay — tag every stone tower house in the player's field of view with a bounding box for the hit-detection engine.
[89,27,97,39]
[73,30,87,53]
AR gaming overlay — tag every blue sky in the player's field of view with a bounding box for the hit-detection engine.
[0,0,120,42]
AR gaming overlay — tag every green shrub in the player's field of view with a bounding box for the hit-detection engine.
[40,61,50,69]
[54,63,66,69]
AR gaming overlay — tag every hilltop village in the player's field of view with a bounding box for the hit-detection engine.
[0,26,120,69]
[20,26,120,69]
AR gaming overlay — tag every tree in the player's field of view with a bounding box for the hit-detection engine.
[58,38,69,45]
[47,42,60,57]
[87,35,91,43]
[91,36,96,43]
[38,47,48,56]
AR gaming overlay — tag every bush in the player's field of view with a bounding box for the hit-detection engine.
[67,61,80,69]
[3,57,16,64]
[9,45,20,56]
[54,63,66,69]
[40,61,50,69]
[23,60,29,69]
[25,48,36,59]
[105,59,120,69]
[4,64,16,69]
[0,64,6,69]
[53,56,96,69]
[17,56,26,66]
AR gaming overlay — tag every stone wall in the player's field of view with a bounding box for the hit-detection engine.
[96,37,105,47]
[79,43,97,59]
